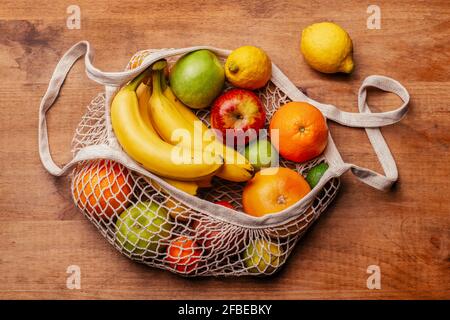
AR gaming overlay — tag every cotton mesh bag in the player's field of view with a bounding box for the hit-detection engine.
[38,41,409,277]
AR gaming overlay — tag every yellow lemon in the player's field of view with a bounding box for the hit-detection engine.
[225,46,272,90]
[301,22,354,73]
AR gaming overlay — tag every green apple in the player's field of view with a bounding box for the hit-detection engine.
[115,201,173,257]
[244,138,278,171]
[243,239,283,274]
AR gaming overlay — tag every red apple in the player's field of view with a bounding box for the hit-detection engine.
[165,236,202,274]
[210,88,266,146]
[215,201,234,209]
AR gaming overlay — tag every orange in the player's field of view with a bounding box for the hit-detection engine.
[72,160,133,220]
[242,167,311,217]
[269,102,328,163]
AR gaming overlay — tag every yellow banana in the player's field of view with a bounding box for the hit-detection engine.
[136,80,158,135]
[144,177,199,196]
[149,61,221,168]
[110,69,223,181]
[136,81,200,193]
[163,84,254,182]
[148,62,210,153]
[163,178,199,195]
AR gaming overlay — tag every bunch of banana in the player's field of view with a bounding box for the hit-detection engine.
[110,69,224,182]
[149,60,255,182]
[134,67,214,194]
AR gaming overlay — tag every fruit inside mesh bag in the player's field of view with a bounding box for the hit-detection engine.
[71,160,133,220]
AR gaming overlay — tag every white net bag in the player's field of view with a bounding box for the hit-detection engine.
[39,41,409,277]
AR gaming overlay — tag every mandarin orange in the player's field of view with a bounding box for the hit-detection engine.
[72,160,133,220]
[242,167,311,217]
[269,102,328,163]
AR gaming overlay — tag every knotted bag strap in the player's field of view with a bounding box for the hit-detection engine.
[271,66,409,191]
[38,41,109,176]
[341,76,409,190]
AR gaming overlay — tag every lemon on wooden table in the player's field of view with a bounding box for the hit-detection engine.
[225,46,272,90]
[301,22,354,74]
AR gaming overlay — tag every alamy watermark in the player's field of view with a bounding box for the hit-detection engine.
[366,265,381,289]
[66,5,81,30]
[367,5,381,29]
[66,265,81,289]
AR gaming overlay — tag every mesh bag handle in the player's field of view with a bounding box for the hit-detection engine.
[38,41,108,176]
[37,41,140,177]
[314,76,409,128]
[327,77,409,191]
[271,69,409,191]
[336,76,409,191]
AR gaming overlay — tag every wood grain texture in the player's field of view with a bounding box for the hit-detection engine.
[0,0,449,300]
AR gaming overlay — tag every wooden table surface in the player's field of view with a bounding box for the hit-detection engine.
[1,0,449,300]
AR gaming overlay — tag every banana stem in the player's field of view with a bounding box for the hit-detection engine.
[149,60,168,95]
[152,60,167,71]
[152,68,163,95]
[127,69,150,92]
